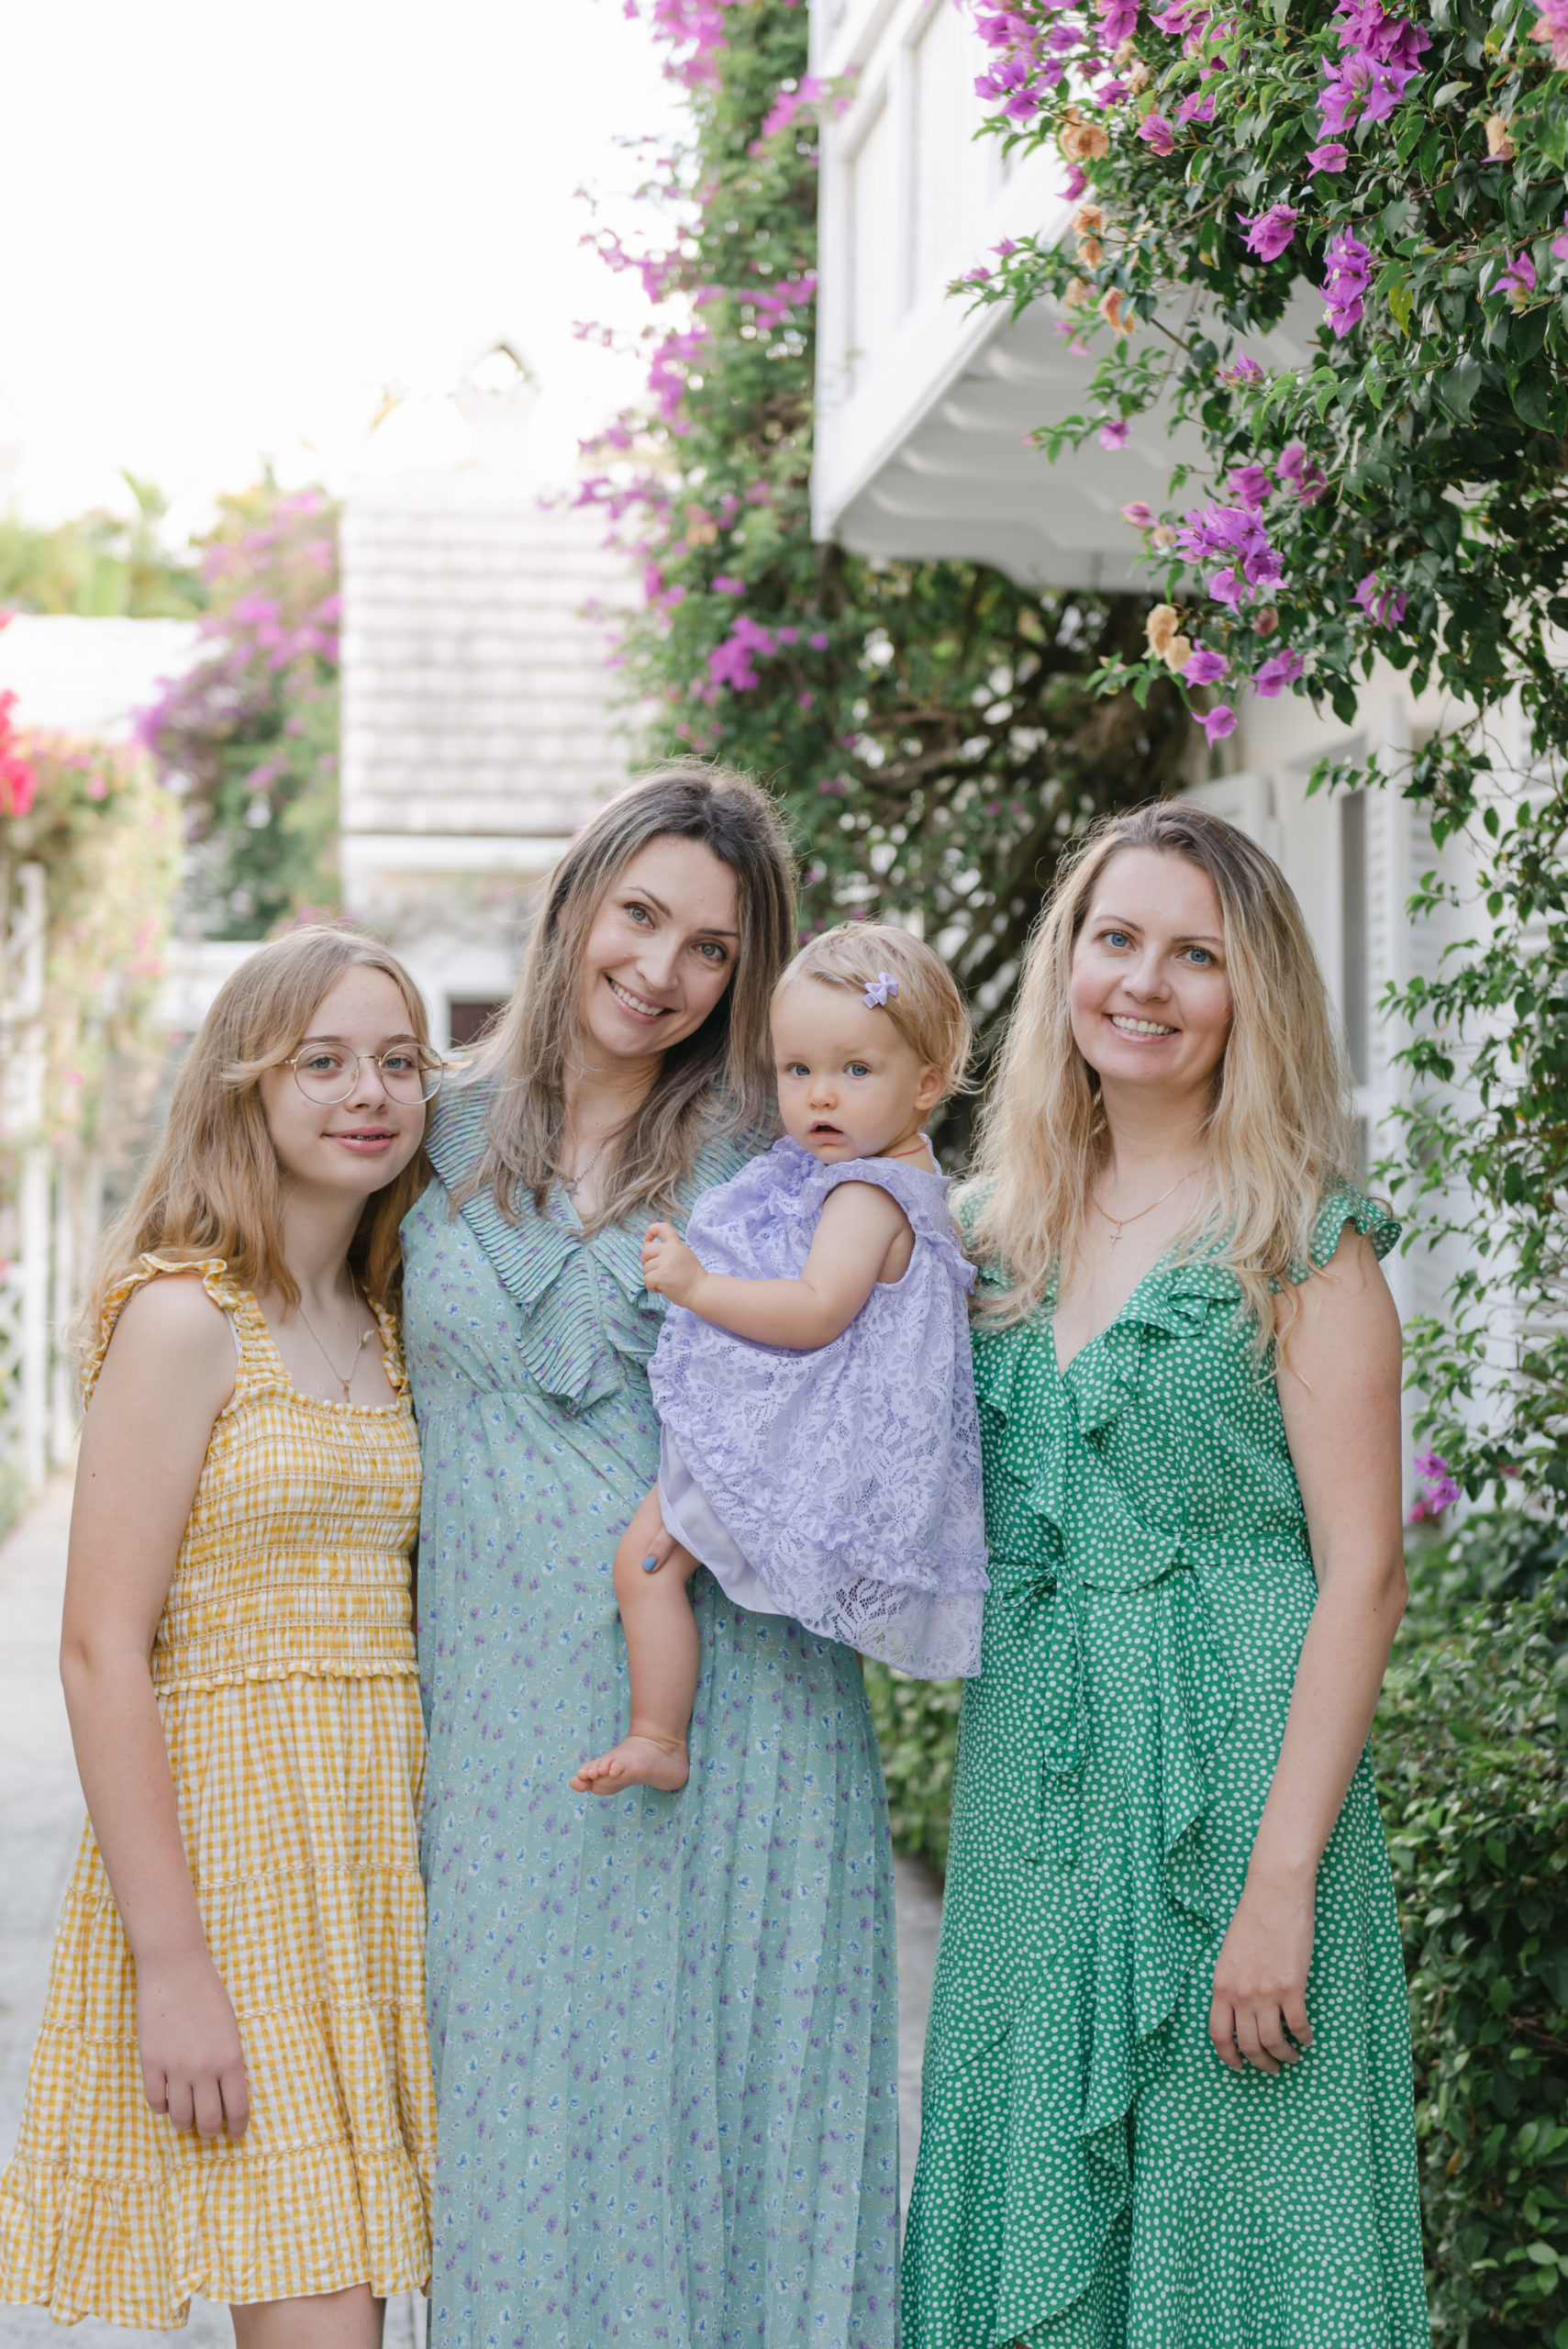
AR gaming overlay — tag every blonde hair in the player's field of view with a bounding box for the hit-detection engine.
[83,927,436,1348]
[968,801,1357,1336]
[781,923,973,1097]
[457,762,796,1233]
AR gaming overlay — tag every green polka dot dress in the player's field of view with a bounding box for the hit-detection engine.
[902,1187,1429,2348]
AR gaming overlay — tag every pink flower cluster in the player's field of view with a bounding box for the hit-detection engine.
[1354,570,1407,628]
[1406,1447,1460,1524]
[971,0,1146,129]
[1533,0,1568,68]
[706,614,831,697]
[1320,228,1373,337]
[0,678,39,819]
[1175,501,1284,607]
[1320,0,1429,137]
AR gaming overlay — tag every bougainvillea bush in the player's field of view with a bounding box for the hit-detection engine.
[139,481,340,937]
[588,0,1186,1117]
[959,0,1568,1518]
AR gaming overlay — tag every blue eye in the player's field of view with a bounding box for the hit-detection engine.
[847,1062,871,1078]
[1105,929,1132,949]
[1185,947,1214,966]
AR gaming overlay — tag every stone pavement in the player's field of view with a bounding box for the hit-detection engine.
[0,1477,940,2342]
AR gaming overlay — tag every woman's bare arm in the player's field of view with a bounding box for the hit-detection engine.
[62,1275,250,2137]
[641,1181,911,1349]
[1208,1227,1407,2075]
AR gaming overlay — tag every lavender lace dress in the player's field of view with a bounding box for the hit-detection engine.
[652,1138,988,1679]
[401,1088,900,2349]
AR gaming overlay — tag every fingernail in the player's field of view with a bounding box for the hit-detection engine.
[642,1554,659,1573]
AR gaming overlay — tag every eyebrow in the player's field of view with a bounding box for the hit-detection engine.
[628,884,740,939]
[296,1031,422,1047]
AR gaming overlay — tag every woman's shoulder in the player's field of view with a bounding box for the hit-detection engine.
[84,1256,238,1410]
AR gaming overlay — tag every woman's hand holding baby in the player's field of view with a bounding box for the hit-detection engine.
[643,1221,707,1308]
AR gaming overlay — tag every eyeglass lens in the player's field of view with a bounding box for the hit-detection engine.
[292,1049,441,1103]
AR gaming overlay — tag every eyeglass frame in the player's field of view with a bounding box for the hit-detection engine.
[283,1041,447,1106]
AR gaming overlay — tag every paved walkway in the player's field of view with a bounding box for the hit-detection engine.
[0,1479,940,2340]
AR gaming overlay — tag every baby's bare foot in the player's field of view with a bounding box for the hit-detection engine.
[569,1736,690,1795]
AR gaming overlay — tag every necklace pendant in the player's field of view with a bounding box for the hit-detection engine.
[1107,1229,1120,1250]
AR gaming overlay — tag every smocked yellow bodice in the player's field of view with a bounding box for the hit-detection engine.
[84,1255,422,1692]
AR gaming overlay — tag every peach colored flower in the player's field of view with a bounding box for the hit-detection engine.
[1163,635,1194,674]
[1151,523,1178,550]
[1485,112,1515,161]
[1061,106,1111,162]
[1254,606,1279,638]
[1145,604,1182,657]
[1074,204,1106,236]
[1078,235,1106,266]
[1065,276,1095,307]
[1099,287,1135,333]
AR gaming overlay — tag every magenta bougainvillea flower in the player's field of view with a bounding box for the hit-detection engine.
[1533,0,1568,68]
[1354,571,1407,628]
[1199,702,1237,744]
[1121,500,1156,526]
[1307,139,1350,173]
[1219,352,1264,385]
[1099,418,1131,450]
[1177,86,1217,123]
[1321,229,1373,336]
[1240,205,1298,262]
[1252,646,1305,696]
[1099,0,1140,41]
[1176,502,1284,603]
[1276,441,1328,502]
[1497,250,1537,304]
[1138,111,1175,152]
[1184,647,1229,685]
[1225,462,1273,510]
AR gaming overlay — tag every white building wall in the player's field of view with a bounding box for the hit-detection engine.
[339,475,635,1044]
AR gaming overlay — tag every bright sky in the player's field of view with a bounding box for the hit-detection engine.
[2,0,682,532]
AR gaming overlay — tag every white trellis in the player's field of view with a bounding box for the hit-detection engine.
[0,859,85,1508]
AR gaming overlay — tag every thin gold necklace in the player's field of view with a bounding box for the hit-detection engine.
[556,1135,610,1197]
[1094,1167,1200,1252]
[296,1286,377,1403]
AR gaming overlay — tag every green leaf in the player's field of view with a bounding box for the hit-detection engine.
[1389,277,1415,336]
[1431,79,1468,105]
[1440,356,1485,420]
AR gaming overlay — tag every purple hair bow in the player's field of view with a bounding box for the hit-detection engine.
[863,972,898,1008]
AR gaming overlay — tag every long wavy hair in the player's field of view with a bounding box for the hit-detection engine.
[455,762,796,1233]
[83,927,436,1350]
[967,800,1357,1338]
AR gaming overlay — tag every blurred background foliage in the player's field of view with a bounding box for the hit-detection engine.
[0,473,205,619]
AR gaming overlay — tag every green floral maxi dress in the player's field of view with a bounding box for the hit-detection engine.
[902,1188,1429,2349]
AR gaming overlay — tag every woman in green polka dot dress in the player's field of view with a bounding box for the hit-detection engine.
[904,802,1428,2347]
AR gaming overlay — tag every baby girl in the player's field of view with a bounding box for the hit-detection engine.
[572,923,987,1796]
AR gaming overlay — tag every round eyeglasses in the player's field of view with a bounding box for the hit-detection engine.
[286,1044,445,1106]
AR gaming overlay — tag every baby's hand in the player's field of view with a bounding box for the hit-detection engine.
[642,1221,706,1308]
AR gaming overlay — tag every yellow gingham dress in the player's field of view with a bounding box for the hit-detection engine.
[0,1255,436,2328]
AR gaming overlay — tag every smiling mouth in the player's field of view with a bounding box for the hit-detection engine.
[332,1126,398,1142]
[608,976,668,1019]
[1109,1014,1176,1037]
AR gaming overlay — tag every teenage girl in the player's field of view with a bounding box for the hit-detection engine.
[572,922,988,1796]
[0,929,441,2347]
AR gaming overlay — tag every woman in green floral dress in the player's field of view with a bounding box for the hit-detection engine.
[905,803,1428,2347]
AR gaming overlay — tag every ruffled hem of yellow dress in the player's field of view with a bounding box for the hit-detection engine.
[0,2139,430,2330]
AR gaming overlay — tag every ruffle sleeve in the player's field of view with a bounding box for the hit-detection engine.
[1290,1183,1401,1284]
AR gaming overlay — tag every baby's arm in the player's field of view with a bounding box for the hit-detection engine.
[642,1181,911,1349]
